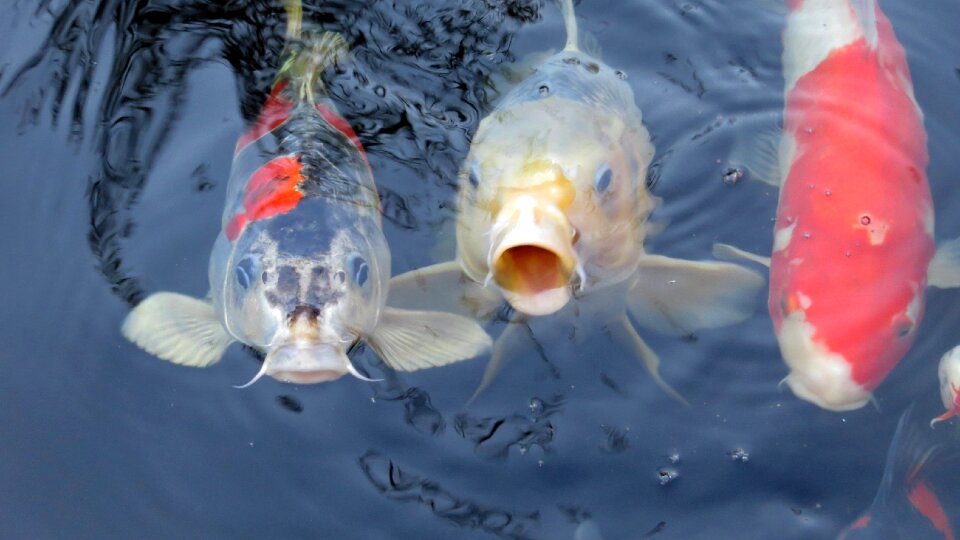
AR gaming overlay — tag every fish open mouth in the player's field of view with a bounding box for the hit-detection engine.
[490,197,578,316]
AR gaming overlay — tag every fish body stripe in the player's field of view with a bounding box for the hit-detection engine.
[235,81,295,156]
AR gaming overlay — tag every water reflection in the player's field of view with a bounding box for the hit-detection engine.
[359,450,541,539]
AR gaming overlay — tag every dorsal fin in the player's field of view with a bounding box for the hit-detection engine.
[558,0,579,52]
[852,0,879,49]
[277,0,348,103]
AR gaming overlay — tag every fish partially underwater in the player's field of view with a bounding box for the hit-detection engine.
[122,0,491,385]
[389,0,764,399]
[931,346,960,427]
[716,0,960,411]
[837,407,958,540]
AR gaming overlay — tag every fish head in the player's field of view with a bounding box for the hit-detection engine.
[770,275,924,411]
[457,91,654,316]
[218,203,387,383]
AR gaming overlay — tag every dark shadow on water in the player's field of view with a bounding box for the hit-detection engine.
[358,450,542,539]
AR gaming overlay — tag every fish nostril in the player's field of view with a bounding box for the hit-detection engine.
[289,304,320,321]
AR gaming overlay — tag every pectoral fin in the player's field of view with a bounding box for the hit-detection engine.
[928,237,960,289]
[388,261,502,319]
[368,307,492,372]
[121,292,234,367]
[606,315,687,405]
[712,243,771,268]
[628,254,765,337]
[467,321,528,405]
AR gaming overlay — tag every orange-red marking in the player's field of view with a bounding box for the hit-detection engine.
[908,480,956,540]
[235,81,294,156]
[226,156,304,241]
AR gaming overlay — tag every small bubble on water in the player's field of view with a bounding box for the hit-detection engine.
[804,127,814,134]
[728,448,749,462]
[538,459,544,467]
[615,70,627,80]
[845,251,852,257]
[860,215,871,225]
[657,468,679,486]
[802,232,811,239]
[374,85,386,97]
[667,451,681,464]
[529,398,544,414]
[807,183,816,189]
[538,84,550,96]
[722,167,744,185]
[824,190,831,196]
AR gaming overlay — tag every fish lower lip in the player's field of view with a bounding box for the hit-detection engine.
[270,369,347,384]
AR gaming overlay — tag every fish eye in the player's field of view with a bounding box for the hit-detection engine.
[348,254,369,287]
[594,164,613,193]
[235,257,256,289]
[896,322,913,338]
[467,161,481,189]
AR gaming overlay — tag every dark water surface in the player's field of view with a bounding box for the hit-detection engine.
[3,1,960,538]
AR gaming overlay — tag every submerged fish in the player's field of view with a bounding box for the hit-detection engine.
[122,0,490,385]
[837,407,958,540]
[931,346,960,427]
[716,0,960,410]
[389,0,764,399]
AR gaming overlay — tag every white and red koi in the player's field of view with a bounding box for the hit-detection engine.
[931,346,960,427]
[718,0,960,410]
[121,1,490,385]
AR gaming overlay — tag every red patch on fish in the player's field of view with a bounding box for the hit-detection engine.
[908,480,956,540]
[235,81,294,156]
[316,102,366,159]
[770,2,933,399]
[225,156,304,241]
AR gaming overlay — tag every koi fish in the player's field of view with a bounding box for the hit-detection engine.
[122,0,491,385]
[837,407,958,540]
[389,0,764,399]
[716,0,960,410]
[931,346,960,427]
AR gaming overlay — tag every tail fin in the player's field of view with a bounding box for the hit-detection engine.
[558,0,579,52]
[866,406,959,538]
[277,0,348,102]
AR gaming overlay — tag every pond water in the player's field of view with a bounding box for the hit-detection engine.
[2,0,960,538]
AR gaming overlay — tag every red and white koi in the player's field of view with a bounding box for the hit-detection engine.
[718,0,960,410]
[122,0,490,385]
[931,346,960,427]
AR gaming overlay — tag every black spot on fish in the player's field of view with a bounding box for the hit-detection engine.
[584,62,599,74]
[562,56,580,65]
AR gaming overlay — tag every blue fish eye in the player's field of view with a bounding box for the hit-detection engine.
[595,164,613,193]
[235,257,256,289]
[348,254,369,287]
[467,162,481,188]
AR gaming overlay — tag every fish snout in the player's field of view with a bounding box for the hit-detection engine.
[264,343,352,384]
[489,195,579,316]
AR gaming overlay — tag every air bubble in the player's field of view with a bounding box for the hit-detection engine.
[374,85,386,97]
[657,468,679,486]
[802,232,811,239]
[538,84,550,96]
[860,215,871,225]
[615,70,627,80]
[722,167,744,185]
[728,448,750,462]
